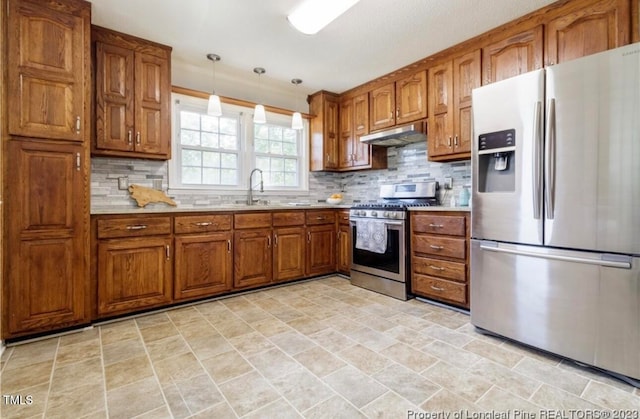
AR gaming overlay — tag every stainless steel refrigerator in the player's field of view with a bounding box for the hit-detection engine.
[470,43,640,386]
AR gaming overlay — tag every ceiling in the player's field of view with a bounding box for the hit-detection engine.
[89,0,558,95]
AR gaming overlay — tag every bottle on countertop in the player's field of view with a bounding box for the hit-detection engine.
[458,186,470,207]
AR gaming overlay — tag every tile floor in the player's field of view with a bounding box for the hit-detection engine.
[1,276,639,418]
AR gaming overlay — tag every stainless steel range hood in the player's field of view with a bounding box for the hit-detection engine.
[360,121,426,147]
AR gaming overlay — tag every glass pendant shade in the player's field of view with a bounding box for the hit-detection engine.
[254,104,267,124]
[207,94,222,116]
[291,111,303,130]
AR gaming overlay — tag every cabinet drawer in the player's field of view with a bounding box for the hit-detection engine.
[273,211,305,227]
[306,210,335,225]
[97,216,171,238]
[174,214,231,234]
[412,235,466,259]
[338,210,350,225]
[412,214,465,236]
[413,256,466,283]
[234,212,272,229]
[412,274,467,305]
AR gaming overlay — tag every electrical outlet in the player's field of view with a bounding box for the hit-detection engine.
[444,177,453,190]
[117,176,128,190]
[152,179,163,190]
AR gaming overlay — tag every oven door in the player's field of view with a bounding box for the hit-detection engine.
[350,219,405,282]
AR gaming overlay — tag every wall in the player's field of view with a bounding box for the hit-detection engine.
[90,140,471,210]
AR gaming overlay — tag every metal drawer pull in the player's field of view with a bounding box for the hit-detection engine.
[316,216,326,220]
[227,239,231,253]
[126,225,148,230]
[428,223,444,228]
[127,130,133,145]
[194,222,212,227]
[267,236,271,248]
[76,116,81,134]
[165,245,170,260]
[430,285,445,291]
[76,153,81,171]
[136,132,141,145]
[430,245,444,250]
[274,234,278,246]
[429,265,445,271]
[307,232,311,242]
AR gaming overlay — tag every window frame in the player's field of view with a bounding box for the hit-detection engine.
[169,93,309,194]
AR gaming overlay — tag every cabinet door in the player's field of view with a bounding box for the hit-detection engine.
[453,50,481,154]
[174,232,232,300]
[482,25,543,84]
[98,237,173,315]
[545,0,630,65]
[337,225,351,275]
[428,61,454,157]
[353,93,369,136]
[396,71,427,125]
[234,229,272,288]
[95,42,135,152]
[135,51,171,157]
[369,83,395,131]
[306,225,336,276]
[7,0,88,141]
[339,99,354,167]
[5,140,88,337]
[273,227,306,282]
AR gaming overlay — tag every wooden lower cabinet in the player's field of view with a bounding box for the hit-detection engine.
[233,228,273,288]
[306,224,336,276]
[337,224,351,275]
[174,232,233,300]
[273,226,306,282]
[410,212,470,309]
[4,139,89,338]
[97,237,173,316]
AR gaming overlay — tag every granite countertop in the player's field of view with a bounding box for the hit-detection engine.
[408,206,471,212]
[90,203,351,215]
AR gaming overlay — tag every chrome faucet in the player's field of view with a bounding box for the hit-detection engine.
[247,168,264,205]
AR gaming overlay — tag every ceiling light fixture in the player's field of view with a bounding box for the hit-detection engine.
[291,78,303,130]
[287,0,360,35]
[253,67,267,124]
[206,53,222,116]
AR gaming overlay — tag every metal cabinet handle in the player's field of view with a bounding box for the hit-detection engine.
[454,135,459,146]
[136,132,141,145]
[165,245,170,260]
[76,153,81,171]
[447,136,452,147]
[307,232,311,243]
[127,130,133,145]
[430,285,445,291]
[126,225,148,230]
[76,116,81,134]
[428,223,443,228]
[316,216,326,220]
[267,235,271,248]
[274,234,278,247]
[194,222,212,227]
[429,245,444,250]
[227,239,231,253]
[429,265,445,271]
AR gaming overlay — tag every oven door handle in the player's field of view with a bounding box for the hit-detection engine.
[383,221,404,226]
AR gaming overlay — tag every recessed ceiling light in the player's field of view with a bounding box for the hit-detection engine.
[287,0,360,35]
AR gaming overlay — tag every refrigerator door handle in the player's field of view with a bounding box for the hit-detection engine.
[479,242,631,269]
[545,98,556,219]
[533,100,543,220]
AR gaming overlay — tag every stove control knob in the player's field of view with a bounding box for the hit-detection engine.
[383,211,390,218]
[388,212,396,219]
[371,211,377,217]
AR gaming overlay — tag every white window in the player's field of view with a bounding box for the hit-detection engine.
[169,93,308,193]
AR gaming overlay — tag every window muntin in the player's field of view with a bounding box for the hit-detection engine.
[254,124,300,188]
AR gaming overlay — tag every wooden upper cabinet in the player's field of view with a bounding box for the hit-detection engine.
[482,25,543,85]
[338,93,386,170]
[369,83,396,131]
[93,26,172,160]
[7,0,90,142]
[428,50,480,160]
[396,71,427,125]
[545,0,631,65]
[309,91,340,171]
[353,93,369,136]
[339,99,354,168]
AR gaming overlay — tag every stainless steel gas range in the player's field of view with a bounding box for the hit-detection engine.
[349,181,438,300]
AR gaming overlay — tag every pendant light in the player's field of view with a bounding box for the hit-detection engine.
[206,54,222,116]
[253,67,267,124]
[291,78,303,130]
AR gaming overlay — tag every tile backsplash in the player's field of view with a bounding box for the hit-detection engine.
[90,141,471,210]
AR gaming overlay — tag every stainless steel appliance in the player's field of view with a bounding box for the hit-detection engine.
[350,181,438,300]
[471,43,640,386]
